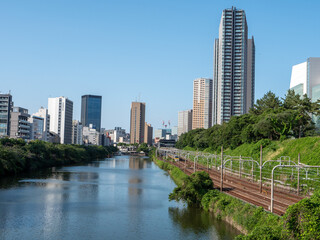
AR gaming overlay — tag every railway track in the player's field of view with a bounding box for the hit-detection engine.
[160,157,304,215]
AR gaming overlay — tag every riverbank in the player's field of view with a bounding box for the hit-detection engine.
[0,138,117,177]
[153,154,320,239]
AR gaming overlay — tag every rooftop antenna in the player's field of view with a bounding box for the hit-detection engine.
[138,93,141,102]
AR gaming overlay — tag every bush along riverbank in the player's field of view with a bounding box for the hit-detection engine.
[0,138,118,177]
[153,154,320,239]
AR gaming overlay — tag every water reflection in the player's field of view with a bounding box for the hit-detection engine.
[169,207,240,239]
[0,155,239,240]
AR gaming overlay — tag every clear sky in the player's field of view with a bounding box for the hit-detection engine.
[1,0,320,131]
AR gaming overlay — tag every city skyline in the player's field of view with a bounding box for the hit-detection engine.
[1,1,320,131]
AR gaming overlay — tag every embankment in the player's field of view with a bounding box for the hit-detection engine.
[153,154,320,239]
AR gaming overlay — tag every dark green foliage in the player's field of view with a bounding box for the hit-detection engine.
[283,190,320,239]
[137,143,150,154]
[0,138,117,177]
[177,90,320,151]
[169,171,213,207]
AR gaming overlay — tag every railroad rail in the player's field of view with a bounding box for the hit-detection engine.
[158,153,304,216]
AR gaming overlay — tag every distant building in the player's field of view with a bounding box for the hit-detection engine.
[48,131,60,144]
[33,107,50,141]
[0,94,13,137]
[172,126,178,135]
[81,95,102,132]
[154,128,171,139]
[290,58,320,99]
[104,127,128,143]
[10,107,31,140]
[178,110,192,137]
[28,115,44,140]
[130,102,145,144]
[48,97,73,144]
[213,7,255,124]
[192,78,213,129]
[290,57,320,126]
[83,124,100,145]
[114,127,127,143]
[144,122,153,146]
[72,120,83,145]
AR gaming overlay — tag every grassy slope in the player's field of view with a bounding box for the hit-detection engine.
[196,136,320,165]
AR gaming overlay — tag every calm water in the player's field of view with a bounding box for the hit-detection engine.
[0,155,239,240]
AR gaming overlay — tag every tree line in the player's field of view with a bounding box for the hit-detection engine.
[0,138,118,177]
[177,90,320,150]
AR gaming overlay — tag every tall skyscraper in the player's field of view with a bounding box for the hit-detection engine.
[81,95,102,132]
[192,78,213,129]
[48,97,73,144]
[130,102,145,144]
[290,57,320,126]
[213,7,255,125]
[0,94,13,137]
[178,109,193,137]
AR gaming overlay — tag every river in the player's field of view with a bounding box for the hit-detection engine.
[0,155,240,240]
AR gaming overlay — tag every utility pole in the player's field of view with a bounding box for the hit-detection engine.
[297,153,300,195]
[260,145,262,193]
[220,146,223,191]
[239,155,242,179]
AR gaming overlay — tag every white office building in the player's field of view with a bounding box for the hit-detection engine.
[290,57,320,126]
[178,110,193,137]
[48,97,73,144]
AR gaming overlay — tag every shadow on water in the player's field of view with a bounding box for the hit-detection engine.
[169,207,241,239]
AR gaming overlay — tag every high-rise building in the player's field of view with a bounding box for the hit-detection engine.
[0,94,13,137]
[192,78,213,129]
[81,95,102,132]
[178,110,193,137]
[33,107,50,141]
[72,120,83,145]
[10,107,31,140]
[48,97,73,144]
[213,7,255,124]
[144,122,153,146]
[290,58,320,99]
[130,102,145,144]
[290,57,320,126]
[28,115,44,140]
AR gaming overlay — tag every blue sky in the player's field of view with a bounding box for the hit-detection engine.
[1,0,320,131]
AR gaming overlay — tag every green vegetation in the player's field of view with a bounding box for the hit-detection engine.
[177,90,320,151]
[137,143,151,155]
[0,138,118,177]
[153,154,320,239]
[169,171,213,207]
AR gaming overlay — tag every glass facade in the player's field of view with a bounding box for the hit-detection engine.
[291,83,304,96]
[81,95,102,132]
[0,94,12,136]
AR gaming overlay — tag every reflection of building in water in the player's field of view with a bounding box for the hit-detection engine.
[128,178,143,196]
[129,157,146,169]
